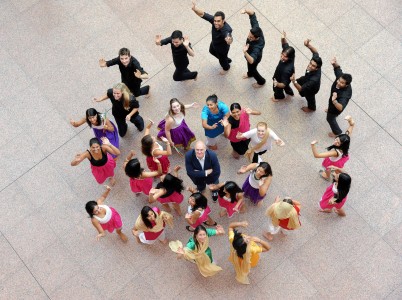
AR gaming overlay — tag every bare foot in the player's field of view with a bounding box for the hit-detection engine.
[109,177,116,186]
[232,151,240,159]
[257,200,264,207]
[219,210,227,217]
[271,96,280,102]
[319,209,332,213]
[208,145,218,150]
[335,208,346,217]
[252,82,264,88]
[242,73,250,79]
[328,132,337,138]
[301,106,314,112]
[119,232,128,242]
[219,69,228,75]
[263,231,273,241]
[194,72,198,81]
[160,239,168,245]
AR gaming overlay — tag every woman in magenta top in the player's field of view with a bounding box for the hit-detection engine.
[123,150,162,196]
[185,192,217,232]
[222,103,261,158]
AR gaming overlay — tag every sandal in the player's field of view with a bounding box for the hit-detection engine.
[185,226,194,232]
[319,170,329,181]
[203,221,218,227]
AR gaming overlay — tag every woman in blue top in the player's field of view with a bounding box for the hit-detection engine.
[201,94,230,150]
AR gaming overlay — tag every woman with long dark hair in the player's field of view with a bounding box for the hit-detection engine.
[123,150,162,196]
[185,192,217,232]
[208,181,245,217]
[142,120,172,175]
[175,224,224,277]
[311,116,355,180]
[85,186,127,242]
[70,108,119,157]
[237,162,273,206]
[132,206,173,244]
[221,103,260,158]
[71,137,119,185]
[228,221,270,284]
[149,166,185,215]
[319,168,351,216]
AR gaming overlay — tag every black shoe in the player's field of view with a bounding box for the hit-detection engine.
[186,226,194,232]
[211,190,218,203]
[228,58,232,64]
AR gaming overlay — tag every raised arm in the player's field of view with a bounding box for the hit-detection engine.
[100,137,120,157]
[96,185,112,205]
[70,151,89,166]
[191,0,204,17]
[93,94,109,103]
[183,36,195,57]
[281,30,288,45]
[70,117,87,128]
[304,39,318,54]
[310,140,338,158]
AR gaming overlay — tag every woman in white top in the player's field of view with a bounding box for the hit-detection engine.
[157,98,198,151]
[237,122,285,163]
[237,162,273,206]
[84,186,128,242]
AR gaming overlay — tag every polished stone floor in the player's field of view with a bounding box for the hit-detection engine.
[0,0,401,299]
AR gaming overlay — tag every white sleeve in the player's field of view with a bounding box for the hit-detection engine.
[269,129,280,141]
[242,128,257,139]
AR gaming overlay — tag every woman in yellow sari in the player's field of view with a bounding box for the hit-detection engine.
[132,206,173,244]
[176,225,224,277]
[228,221,271,284]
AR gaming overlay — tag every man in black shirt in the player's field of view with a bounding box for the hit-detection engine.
[290,39,322,112]
[155,30,198,81]
[326,57,353,137]
[272,31,295,101]
[99,48,150,98]
[94,83,144,137]
[192,1,233,75]
[241,9,266,88]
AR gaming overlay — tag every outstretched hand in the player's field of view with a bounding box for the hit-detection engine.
[99,58,107,67]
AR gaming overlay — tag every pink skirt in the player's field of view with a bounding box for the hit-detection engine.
[319,184,347,210]
[190,206,211,229]
[100,207,123,233]
[130,177,153,195]
[146,155,170,174]
[218,196,242,217]
[322,155,349,170]
[90,153,116,184]
[158,191,184,204]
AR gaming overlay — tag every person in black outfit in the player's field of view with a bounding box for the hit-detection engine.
[241,8,266,88]
[272,31,295,101]
[191,0,233,75]
[99,48,150,98]
[326,57,353,137]
[290,39,322,112]
[155,30,198,81]
[94,83,144,137]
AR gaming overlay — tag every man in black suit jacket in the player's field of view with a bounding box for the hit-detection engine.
[185,141,221,194]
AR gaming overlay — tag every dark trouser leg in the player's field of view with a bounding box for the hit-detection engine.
[139,85,150,96]
[196,181,206,193]
[115,117,128,137]
[306,94,316,111]
[173,67,198,81]
[130,114,144,132]
[326,113,342,135]
[252,152,259,163]
[129,83,149,97]
[247,62,266,85]
[209,43,230,71]
[273,85,286,99]
[284,85,294,96]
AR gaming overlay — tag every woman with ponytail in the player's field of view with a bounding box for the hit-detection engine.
[228,221,270,284]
